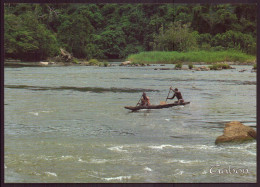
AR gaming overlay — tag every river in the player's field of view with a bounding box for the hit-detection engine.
[4,63,256,183]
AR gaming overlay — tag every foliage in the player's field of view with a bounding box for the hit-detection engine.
[4,11,59,61]
[98,27,126,58]
[88,59,100,66]
[188,63,194,69]
[130,61,145,66]
[209,63,231,70]
[4,4,257,61]
[253,64,257,70]
[98,62,109,67]
[72,58,80,64]
[151,22,198,52]
[57,8,95,59]
[212,30,256,55]
[175,63,183,69]
[103,62,109,67]
[127,50,256,64]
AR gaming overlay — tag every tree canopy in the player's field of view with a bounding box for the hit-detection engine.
[4,3,256,61]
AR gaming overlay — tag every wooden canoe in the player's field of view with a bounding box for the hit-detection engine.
[124,102,190,111]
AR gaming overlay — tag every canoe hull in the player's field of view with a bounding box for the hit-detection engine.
[124,102,190,111]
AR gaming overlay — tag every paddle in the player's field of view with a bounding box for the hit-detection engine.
[136,95,143,106]
[160,87,172,105]
[165,87,172,102]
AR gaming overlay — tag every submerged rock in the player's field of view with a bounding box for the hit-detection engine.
[215,121,256,145]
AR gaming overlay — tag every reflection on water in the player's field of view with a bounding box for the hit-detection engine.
[4,64,256,183]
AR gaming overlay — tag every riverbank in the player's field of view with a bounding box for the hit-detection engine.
[4,49,256,68]
[4,59,111,67]
[127,50,256,65]
[4,61,256,72]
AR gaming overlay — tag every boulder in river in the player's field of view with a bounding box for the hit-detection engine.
[215,121,256,145]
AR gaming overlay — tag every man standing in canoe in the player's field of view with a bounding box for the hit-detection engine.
[167,87,184,104]
[140,92,151,106]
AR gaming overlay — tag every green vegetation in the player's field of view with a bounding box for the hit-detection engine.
[4,10,59,61]
[72,58,80,64]
[188,63,194,69]
[4,4,256,61]
[175,63,183,69]
[130,62,145,66]
[127,50,256,64]
[103,62,109,67]
[88,59,100,66]
[208,63,231,70]
[151,22,198,52]
[98,61,110,67]
[253,64,257,69]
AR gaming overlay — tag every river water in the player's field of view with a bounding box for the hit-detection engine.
[4,64,256,183]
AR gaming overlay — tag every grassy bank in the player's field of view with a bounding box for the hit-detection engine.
[127,50,256,64]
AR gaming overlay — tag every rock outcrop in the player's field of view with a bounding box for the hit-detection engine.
[215,121,256,145]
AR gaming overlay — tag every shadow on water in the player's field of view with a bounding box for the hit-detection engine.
[5,85,160,93]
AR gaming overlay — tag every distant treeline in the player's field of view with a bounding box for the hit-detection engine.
[4,4,256,61]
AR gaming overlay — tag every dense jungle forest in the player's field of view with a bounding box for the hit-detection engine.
[4,3,257,61]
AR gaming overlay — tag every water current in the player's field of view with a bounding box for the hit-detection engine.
[4,64,256,182]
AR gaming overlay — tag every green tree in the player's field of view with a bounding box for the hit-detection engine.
[4,4,257,60]
[212,30,256,54]
[5,11,59,61]
[152,22,198,52]
[99,26,126,58]
[57,9,94,59]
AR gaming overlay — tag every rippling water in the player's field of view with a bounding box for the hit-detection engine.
[4,64,256,183]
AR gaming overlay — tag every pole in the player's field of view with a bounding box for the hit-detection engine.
[165,87,172,102]
[136,95,143,106]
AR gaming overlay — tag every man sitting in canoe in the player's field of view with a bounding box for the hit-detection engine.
[167,87,184,104]
[139,92,151,106]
